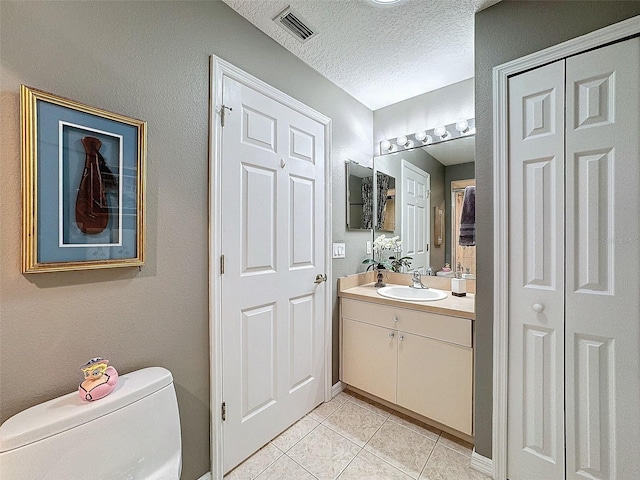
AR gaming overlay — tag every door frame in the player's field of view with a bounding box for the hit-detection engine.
[492,16,640,480]
[209,56,333,480]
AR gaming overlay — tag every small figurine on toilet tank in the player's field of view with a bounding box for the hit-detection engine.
[79,357,118,402]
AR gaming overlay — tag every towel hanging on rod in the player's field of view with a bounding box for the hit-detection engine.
[459,186,476,247]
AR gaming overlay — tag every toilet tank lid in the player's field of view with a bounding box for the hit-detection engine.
[0,367,173,453]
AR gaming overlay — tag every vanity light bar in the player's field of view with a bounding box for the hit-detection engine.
[380,118,475,154]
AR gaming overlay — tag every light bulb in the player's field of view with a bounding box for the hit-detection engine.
[381,140,392,151]
[434,126,449,139]
[397,135,408,147]
[424,135,433,144]
[455,120,469,134]
[415,130,427,142]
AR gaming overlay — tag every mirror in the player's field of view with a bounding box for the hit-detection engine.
[346,161,374,230]
[373,135,475,275]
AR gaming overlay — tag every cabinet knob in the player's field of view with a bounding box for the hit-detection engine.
[532,303,545,313]
[392,316,398,322]
[398,334,404,342]
[389,332,395,339]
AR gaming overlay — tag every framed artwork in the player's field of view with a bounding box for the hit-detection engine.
[434,206,444,247]
[21,85,146,273]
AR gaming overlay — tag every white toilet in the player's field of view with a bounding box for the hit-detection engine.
[0,366,182,479]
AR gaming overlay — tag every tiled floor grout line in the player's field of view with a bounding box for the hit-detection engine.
[281,451,321,480]
[270,416,323,479]
[316,399,365,480]
[367,415,440,480]
[249,445,284,480]
[345,394,449,478]
[417,436,439,479]
[332,445,364,480]
[321,401,436,480]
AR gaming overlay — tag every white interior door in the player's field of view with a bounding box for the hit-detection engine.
[220,75,326,473]
[401,160,430,272]
[507,59,566,480]
[564,37,640,480]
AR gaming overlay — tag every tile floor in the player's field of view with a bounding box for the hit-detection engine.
[224,390,491,480]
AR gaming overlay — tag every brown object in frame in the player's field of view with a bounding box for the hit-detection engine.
[75,136,117,234]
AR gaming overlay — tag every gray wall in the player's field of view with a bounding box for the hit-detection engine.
[373,78,474,154]
[0,2,372,478]
[444,162,475,265]
[474,0,640,459]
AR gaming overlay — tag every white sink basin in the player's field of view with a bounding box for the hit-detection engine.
[377,285,448,302]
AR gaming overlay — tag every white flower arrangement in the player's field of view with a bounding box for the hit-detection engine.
[363,234,412,273]
[372,234,402,254]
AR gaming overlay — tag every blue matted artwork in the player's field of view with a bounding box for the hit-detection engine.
[21,86,146,273]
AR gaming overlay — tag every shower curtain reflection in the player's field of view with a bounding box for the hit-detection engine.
[375,172,395,232]
[362,176,374,229]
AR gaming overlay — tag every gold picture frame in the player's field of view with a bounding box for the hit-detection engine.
[21,85,146,273]
[434,206,445,247]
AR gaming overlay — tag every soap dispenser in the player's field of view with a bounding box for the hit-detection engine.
[451,263,467,297]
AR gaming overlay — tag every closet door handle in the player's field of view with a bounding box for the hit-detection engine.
[532,303,545,313]
[389,332,395,339]
[392,316,398,323]
[398,334,404,342]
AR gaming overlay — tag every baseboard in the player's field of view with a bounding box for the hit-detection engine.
[197,472,212,480]
[470,450,493,478]
[331,381,344,398]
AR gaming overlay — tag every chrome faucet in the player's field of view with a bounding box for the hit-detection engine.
[411,270,428,289]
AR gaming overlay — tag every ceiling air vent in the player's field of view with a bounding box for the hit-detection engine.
[273,6,318,43]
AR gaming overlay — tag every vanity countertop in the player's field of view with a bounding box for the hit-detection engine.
[339,283,475,320]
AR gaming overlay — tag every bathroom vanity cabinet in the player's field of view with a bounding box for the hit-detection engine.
[340,296,473,436]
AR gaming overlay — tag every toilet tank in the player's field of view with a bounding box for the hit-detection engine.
[0,367,181,480]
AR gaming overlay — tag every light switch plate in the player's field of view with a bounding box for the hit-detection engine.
[332,242,346,258]
[366,240,372,254]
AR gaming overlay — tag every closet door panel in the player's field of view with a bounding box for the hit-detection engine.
[507,60,566,480]
[565,37,640,480]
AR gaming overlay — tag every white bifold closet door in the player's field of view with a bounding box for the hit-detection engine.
[508,37,640,480]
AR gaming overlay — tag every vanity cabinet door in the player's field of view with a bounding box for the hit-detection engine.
[396,332,473,435]
[342,318,397,403]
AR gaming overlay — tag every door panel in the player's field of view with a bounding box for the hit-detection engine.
[508,59,566,480]
[221,75,326,473]
[241,164,276,274]
[289,294,315,393]
[241,303,277,420]
[565,38,640,480]
[401,160,430,272]
[290,175,315,268]
[521,325,557,461]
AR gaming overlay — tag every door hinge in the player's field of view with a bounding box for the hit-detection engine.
[221,402,226,421]
[427,190,431,199]
[426,243,429,252]
[220,104,233,127]
[220,255,225,274]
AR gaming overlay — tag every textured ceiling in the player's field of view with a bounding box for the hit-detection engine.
[221,0,500,110]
